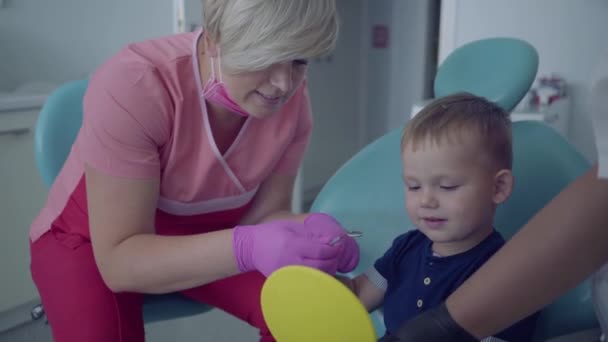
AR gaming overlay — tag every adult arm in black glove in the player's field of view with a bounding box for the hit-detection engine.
[379,303,477,342]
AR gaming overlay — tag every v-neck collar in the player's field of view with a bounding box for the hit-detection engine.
[191,29,250,193]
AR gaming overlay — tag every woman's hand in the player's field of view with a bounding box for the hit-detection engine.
[303,213,360,273]
[233,219,344,277]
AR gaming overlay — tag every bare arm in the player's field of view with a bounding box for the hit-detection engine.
[239,173,308,224]
[86,165,240,294]
[446,164,608,338]
[337,274,385,312]
[87,167,301,294]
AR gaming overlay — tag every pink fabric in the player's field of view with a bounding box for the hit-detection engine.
[30,30,312,241]
[30,203,275,342]
[201,52,251,117]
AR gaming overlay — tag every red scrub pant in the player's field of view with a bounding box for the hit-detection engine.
[30,225,273,342]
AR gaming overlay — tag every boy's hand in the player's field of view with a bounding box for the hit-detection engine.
[335,274,355,292]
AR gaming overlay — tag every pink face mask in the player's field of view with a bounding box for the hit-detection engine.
[201,53,250,117]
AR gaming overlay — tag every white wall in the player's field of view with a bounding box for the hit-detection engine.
[182,0,203,33]
[0,39,15,91]
[387,0,438,136]
[302,0,365,195]
[439,0,608,162]
[0,0,174,91]
[305,0,437,196]
[362,0,438,143]
[363,0,394,142]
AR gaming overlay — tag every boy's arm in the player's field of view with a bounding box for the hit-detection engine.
[337,273,385,312]
[340,232,410,312]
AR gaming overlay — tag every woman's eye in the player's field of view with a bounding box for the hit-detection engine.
[407,186,420,192]
[440,185,459,191]
[293,59,309,66]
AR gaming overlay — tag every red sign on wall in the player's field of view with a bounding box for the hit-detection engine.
[372,25,389,49]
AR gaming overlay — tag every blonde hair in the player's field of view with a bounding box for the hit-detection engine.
[202,0,338,73]
[402,93,513,169]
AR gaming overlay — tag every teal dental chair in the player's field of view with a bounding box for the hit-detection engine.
[34,79,212,324]
[311,38,598,340]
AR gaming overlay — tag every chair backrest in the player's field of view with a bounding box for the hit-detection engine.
[434,37,539,112]
[311,121,595,340]
[34,79,88,186]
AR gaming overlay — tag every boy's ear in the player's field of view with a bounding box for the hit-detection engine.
[493,169,514,205]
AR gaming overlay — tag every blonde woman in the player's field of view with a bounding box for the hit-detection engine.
[29,1,359,341]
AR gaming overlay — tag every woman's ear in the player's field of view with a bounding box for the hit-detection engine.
[493,169,514,205]
[203,32,219,57]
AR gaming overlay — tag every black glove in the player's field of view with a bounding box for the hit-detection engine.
[380,302,479,342]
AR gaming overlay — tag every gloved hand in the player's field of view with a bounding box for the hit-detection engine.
[232,219,342,277]
[303,213,360,273]
[381,302,479,342]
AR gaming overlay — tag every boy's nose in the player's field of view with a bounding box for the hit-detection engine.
[420,191,438,208]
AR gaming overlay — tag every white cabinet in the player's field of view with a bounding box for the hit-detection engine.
[0,109,47,312]
[511,97,570,138]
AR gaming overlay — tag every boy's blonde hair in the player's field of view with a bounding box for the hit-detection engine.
[402,93,512,170]
[203,0,338,73]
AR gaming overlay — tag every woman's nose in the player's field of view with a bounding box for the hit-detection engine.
[269,63,293,93]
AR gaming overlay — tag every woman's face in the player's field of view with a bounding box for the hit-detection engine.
[219,59,309,119]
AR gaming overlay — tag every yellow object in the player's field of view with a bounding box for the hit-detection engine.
[261,265,376,342]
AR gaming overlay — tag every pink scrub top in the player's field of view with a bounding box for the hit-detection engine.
[30,30,313,242]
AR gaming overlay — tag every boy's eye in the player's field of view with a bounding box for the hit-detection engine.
[407,186,420,192]
[440,185,459,191]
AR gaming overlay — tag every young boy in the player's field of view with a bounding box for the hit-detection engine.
[340,93,539,341]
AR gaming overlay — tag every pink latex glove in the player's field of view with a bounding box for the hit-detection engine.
[233,220,342,277]
[303,213,360,273]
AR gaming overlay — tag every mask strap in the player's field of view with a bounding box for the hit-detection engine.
[209,56,217,81]
[202,47,222,97]
[216,47,224,83]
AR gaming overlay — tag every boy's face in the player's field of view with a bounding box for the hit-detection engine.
[401,133,512,255]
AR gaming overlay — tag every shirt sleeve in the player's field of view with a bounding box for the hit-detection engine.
[481,337,507,342]
[364,265,388,291]
[271,83,313,176]
[373,232,415,285]
[79,59,171,179]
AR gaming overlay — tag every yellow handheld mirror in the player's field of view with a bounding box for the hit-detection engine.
[261,265,376,342]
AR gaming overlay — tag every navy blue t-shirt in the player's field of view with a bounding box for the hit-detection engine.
[374,229,539,341]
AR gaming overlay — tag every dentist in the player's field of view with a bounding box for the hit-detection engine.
[29,1,358,341]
